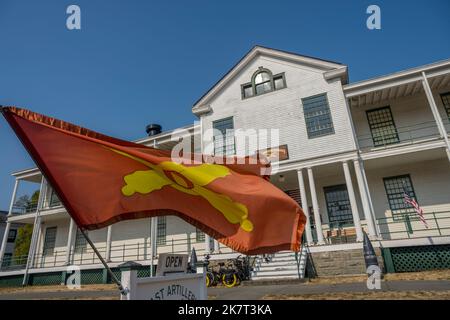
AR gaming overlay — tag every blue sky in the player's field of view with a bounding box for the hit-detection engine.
[0,0,449,209]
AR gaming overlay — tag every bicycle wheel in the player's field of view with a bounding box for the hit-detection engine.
[206,272,214,287]
[222,272,238,288]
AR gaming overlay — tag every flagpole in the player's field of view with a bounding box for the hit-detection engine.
[77,227,128,296]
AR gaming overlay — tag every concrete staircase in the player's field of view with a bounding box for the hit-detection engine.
[250,246,308,281]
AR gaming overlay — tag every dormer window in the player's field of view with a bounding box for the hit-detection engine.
[241,67,286,99]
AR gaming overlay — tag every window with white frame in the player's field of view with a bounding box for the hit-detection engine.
[383,174,418,220]
[43,227,57,256]
[74,228,87,254]
[213,117,235,156]
[7,229,17,243]
[366,106,400,147]
[302,93,334,138]
[196,227,205,242]
[157,216,166,246]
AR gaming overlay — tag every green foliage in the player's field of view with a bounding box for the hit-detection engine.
[12,190,40,263]
[13,224,34,261]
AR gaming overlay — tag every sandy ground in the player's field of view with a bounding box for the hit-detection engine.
[305,269,450,285]
[263,290,450,300]
[0,283,117,294]
[1,270,450,299]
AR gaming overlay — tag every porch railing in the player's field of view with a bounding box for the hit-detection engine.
[309,210,450,245]
[376,210,450,240]
[0,237,235,272]
[357,121,441,151]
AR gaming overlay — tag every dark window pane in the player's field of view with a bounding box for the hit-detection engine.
[440,92,450,120]
[49,189,62,207]
[324,185,354,226]
[383,175,418,220]
[302,94,334,138]
[366,107,400,147]
[74,228,87,254]
[243,85,253,98]
[2,253,12,267]
[7,229,17,243]
[196,228,205,242]
[255,81,272,95]
[274,76,285,90]
[213,117,235,156]
[43,227,57,256]
[157,216,166,246]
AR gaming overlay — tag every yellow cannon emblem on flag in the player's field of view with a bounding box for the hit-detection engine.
[107,148,254,232]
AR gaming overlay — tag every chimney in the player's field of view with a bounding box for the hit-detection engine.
[146,124,162,136]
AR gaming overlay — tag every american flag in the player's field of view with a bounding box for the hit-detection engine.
[403,188,428,228]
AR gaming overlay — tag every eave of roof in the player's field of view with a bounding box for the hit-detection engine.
[344,58,450,95]
[192,45,345,111]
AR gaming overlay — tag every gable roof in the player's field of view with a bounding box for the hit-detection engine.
[192,45,347,114]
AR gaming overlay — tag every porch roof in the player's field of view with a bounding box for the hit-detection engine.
[344,58,450,108]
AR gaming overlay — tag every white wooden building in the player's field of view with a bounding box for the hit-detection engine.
[1,46,450,285]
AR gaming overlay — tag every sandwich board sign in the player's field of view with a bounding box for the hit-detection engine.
[156,253,189,276]
[119,256,206,300]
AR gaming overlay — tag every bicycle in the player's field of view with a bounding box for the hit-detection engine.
[221,255,252,288]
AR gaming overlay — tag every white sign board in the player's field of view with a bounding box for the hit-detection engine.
[156,253,189,276]
[121,271,206,300]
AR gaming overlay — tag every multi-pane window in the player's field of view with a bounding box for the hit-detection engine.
[254,71,272,95]
[2,253,12,267]
[49,189,62,207]
[324,185,353,226]
[302,93,334,138]
[383,174,418,219]
[74,228,87,254]
[43,227,57,256]
[273,74,286,90]
[7,229,17,243]
[213,117,235,156]
[241,69,286,99]
[440,92,450,120]
[366,106,400,147]
[242,84,253,99]
[196,228,205,242]
[157,216,167,246]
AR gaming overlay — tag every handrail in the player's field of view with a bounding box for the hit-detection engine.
[357,120,441,150]
[0,237,218,271]
[376,210,450,240]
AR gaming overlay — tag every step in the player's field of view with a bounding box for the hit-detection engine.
[251,274,301,281]
[256,261,301,268]
[258,258,304,265]
[252,269,301,277]
[259,263,302,270]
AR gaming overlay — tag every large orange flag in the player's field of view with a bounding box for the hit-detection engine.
[1,107,305,254]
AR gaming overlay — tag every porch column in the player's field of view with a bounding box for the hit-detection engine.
[28,178,47,269]
[64,218,76,265]
[0,179,19,266]
[149,217,157,276]
[353,159,377,238]
[150,217,157,257]
[307,167,325,244]
[204,235,212,253]
[421,72,450,162]
[105,225,113,262]
[214,239,220,253]
[296,169,313,245]
[342,161,363,242]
